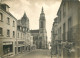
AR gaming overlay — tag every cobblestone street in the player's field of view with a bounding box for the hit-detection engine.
[9,49,56,58]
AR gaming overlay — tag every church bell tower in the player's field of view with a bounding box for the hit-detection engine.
[39,7,46,32]
[38,7,47,49]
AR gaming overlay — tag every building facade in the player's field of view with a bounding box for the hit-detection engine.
[16,13,33,54]
[30,7,47,49]
[30,30,39,49]
[0,3,34,57]
[51,17,58,55]
[0,4,17,57]
[51,0,80,58]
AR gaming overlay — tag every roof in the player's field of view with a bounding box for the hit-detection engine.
[30,30,39,33]
[57,0,79,15]
[17,20,22,26]
[21,12,29,21]
[0,3,10,8]
[0,4,17,21]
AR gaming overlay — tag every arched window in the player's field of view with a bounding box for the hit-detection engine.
[0,13,3,21]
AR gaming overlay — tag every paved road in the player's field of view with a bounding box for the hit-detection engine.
[9,49,55,58]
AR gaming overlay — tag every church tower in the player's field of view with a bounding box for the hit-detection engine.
[38,7,47,49]
[21,12,29,31]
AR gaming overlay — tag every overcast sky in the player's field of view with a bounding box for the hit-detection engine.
[2,0,61,42]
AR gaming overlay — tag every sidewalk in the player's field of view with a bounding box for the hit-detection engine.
[8,50,35,58]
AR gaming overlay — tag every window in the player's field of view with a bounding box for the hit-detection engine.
[0,27,3,35]
[20,27,21,30]
[7,30,10,37]
[59,11,61,22]
[63,23,66,42]
[13,31,15,37]
[68,17,72,42]
[68,2,70,10]
[18,33,19,38]
[58,27,61,41]
[7,17,10,25]
[63,2,66,17]
[0,13,3,21]
[13,21,15,27]
[3,45,13,54]
[23,28,25,31]
[68,17,72,30]
[26,28,29,31]
[17,26,20,30]
[40,21,43,28]
[21,33,22,38]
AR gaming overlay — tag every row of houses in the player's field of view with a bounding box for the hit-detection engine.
[51,0,80,58]
[0,3,35,58]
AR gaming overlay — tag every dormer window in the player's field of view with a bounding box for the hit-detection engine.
[1,4,10,12]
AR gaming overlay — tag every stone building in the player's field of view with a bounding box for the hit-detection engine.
[51,17,58,55]
[0,3,34,57]
[51,0,80,58]
[16,13,33,54]
[30,30,39,48]
[0,3,17,57]
[30,7,47,49]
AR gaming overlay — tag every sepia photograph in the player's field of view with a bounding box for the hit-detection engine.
[0,0,80,58]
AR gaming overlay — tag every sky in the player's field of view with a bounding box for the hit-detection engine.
[2,0,61,42]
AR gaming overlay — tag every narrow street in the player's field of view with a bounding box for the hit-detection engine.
[9,49,55,58]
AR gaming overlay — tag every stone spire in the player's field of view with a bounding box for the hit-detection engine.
[23,12,27,17]
[22,12,29,21]
[41,7,44,13]
[40,7,45,20]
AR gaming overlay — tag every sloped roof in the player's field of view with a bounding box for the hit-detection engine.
[21,12,29,21]
[30,30,39,33]
[0,4,17,21]
[17,20,22,26]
